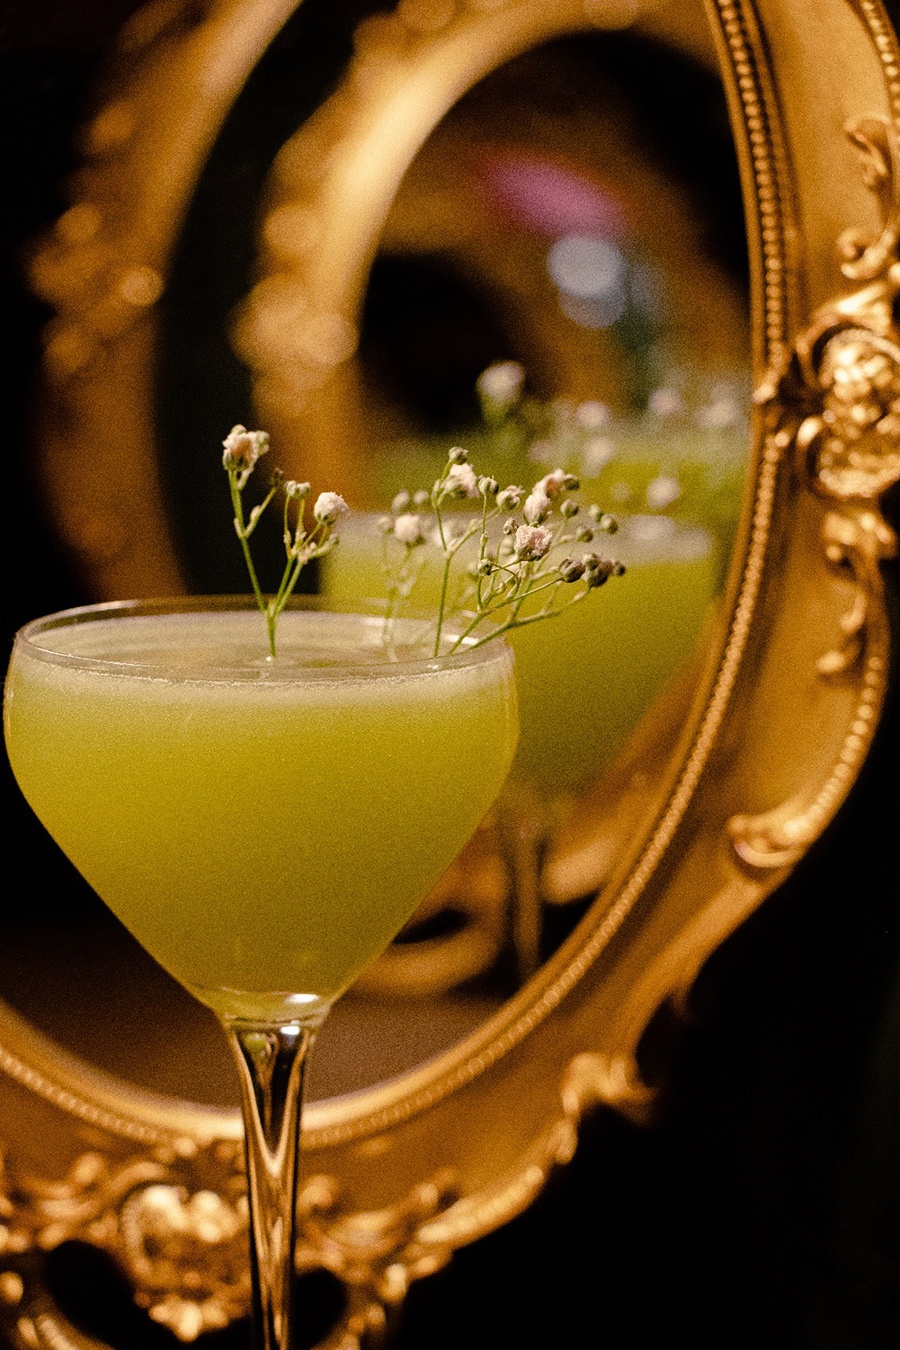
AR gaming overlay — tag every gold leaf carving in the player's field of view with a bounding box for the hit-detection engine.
[237,1168,459,1349]
[795,328,900,501]
[0,1141,252,1342]
[731,114,900,870]
[0,1140,462,1346]
[816,507,895,676]
[121,1184,250,1340]
[838,116,900,281]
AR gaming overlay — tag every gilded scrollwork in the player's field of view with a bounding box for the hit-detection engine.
[295,1169,461,1348]
[729,111,900,871]
[795,327,900,502]
[119,1181,250,1339]
[0,1139,253,1343]
[0,1138,464,1346]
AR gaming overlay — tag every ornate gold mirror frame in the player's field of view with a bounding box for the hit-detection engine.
[4,0,900,1345]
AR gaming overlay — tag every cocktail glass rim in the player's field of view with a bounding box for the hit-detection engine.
[12,593,514,680]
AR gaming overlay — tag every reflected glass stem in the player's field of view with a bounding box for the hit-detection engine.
[227,1019,320,1350]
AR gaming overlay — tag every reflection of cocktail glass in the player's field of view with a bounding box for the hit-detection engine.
[3,596,518,1350]
[322,513,718,981]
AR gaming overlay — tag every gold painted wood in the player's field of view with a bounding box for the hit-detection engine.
[3,0,900,1346]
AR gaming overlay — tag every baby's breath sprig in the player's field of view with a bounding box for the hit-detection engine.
[222,425,347,658]
[222,425,623,660]
[380,447,625,657]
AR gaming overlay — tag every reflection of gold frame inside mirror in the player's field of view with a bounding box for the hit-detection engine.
[4,0,900,1346]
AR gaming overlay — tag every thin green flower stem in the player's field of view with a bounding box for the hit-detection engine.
[431,491,472,658]
[271,551,298,623]
[431,464,452,549]
[471,563,516,625]
[280,526,324,610]
[430,489,458,657]
[229,470,273,656]
[457,557,539,639]
[432,514,484,656]
[273,509,310,614]
[271,500,304,620]
[433,542,454,657]
[447,572,570,652]
[474,493,491,609]
[383,576,400,649]
[253,484,280,532]
[508,560,535,624]
[460,586,591,651]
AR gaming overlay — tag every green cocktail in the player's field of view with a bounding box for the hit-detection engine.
[4,601,517,1020]
[3,597,518,1350]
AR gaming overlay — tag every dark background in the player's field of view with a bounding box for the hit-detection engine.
[1,3,899,1348]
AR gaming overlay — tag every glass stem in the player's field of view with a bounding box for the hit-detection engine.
[226,1019,319,1350]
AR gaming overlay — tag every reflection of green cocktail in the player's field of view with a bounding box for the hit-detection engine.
[322,513,718,792]
[4,603,518,1022]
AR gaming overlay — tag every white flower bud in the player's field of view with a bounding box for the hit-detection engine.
[514,524,553,561]
[523,490,551,524]
[496,485,523,510]
[283,479,310,500]
[222,425,269,472]
[393,512,425,545]
[391,490,411,513]
[448,446,469,465]
[313,492,348,524]
[443,462,479,498]
[535,469,567,499]
[476,360,525,414]
[648,387,684,418]
[646,474,681,509]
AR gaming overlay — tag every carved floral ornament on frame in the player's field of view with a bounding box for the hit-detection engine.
[3,0,900,1348]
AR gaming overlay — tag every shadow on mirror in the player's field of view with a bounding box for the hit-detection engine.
[2,19,748,1107]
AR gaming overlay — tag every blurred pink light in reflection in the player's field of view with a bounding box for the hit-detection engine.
[479,151,626,240]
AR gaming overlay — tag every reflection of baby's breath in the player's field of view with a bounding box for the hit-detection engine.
[469,360,748,537]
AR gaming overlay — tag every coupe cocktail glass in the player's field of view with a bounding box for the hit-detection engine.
[4,596,518,1350]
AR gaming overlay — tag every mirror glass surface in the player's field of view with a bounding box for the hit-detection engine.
[1,14,749,1108]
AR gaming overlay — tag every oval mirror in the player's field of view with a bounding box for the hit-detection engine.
[2,0,899,1346]
[5,4,750,1111]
